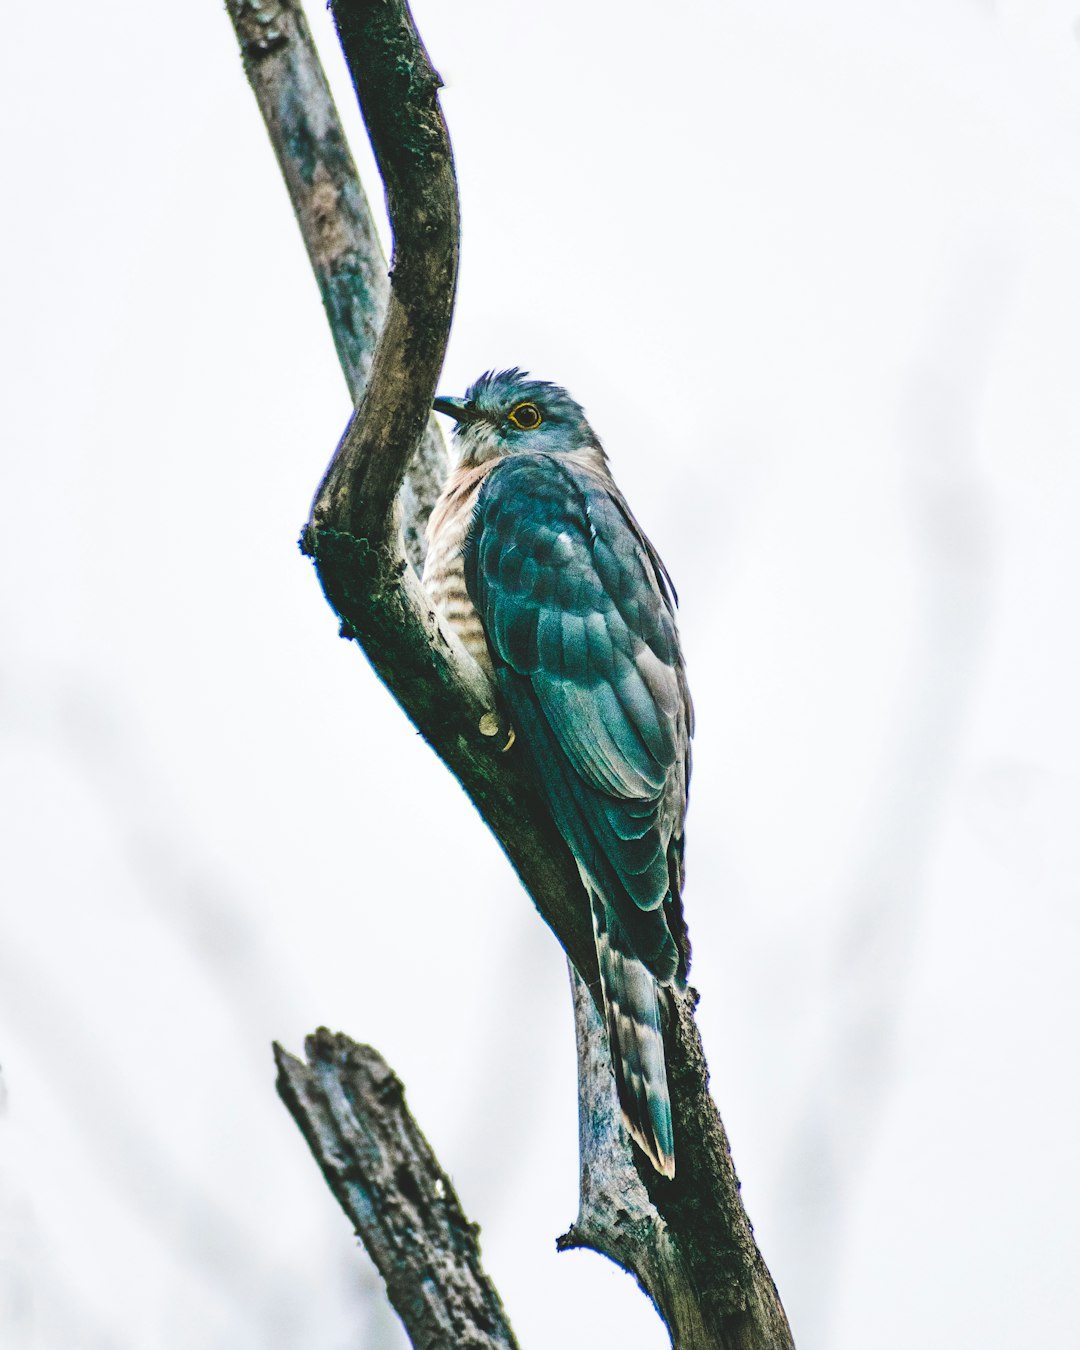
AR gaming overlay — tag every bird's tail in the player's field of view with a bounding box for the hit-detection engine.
[590,890,675,1179]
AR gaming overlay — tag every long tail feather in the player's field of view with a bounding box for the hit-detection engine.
[590,890,675,1178]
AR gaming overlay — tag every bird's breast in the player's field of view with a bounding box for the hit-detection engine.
[422,462,494,679]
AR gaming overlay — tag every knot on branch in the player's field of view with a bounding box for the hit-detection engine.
[232,0,289,55]
[309,525,380,606]
[304,164,355,269]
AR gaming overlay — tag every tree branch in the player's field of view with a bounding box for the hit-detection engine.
[225,0,446,570]
[560,965,709,1347]
[266,0,599,985]
[275,1030,520,1350]
[308,0,456,543]
[227,1,795,1346]
[562,966,791,1349]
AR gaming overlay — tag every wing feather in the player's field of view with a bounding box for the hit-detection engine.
[464,452,692,977]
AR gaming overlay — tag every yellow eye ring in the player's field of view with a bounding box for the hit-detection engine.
[507,401,542,431]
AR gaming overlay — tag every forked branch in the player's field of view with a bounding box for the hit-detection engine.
[226,1,794,1346]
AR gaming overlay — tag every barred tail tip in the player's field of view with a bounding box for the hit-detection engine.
[591,892,676,1180]
[622,1083,676,1181]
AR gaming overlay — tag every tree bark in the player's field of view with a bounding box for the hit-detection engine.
[225,0,446,570]
[225,2,795,1346]
[276,1030,519,1350]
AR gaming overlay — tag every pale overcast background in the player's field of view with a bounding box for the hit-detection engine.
[2,1,1079,1347]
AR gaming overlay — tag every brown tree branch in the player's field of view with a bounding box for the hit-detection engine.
[226,0,446,570]
[226,1,795,1346]
[275,1030,520,1350]
[561,966,710,1348]
[308,0,455,543]
[265,0,598,985]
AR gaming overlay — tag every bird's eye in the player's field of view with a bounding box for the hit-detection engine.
[507,402,542,430]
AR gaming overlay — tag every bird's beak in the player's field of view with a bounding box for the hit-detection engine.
[433,396,481,423]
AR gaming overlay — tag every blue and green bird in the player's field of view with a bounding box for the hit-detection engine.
[426,370,693,1178]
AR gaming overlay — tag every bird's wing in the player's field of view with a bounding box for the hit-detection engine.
[464,452,691,979]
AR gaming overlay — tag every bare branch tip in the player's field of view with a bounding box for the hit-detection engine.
[555,1225,582,1253]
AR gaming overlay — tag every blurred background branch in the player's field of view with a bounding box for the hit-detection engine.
[780,257,1003,1337]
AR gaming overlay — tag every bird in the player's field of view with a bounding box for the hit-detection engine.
[424,368,693,1178]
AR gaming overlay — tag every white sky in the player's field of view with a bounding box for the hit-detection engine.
[2,1,1079,1348]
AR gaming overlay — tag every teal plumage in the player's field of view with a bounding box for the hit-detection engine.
[426,370,693,1178]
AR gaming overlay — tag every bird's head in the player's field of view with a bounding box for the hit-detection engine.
[433,369,605,469]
